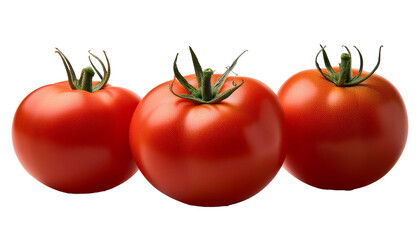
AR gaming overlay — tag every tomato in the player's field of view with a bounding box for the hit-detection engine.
[277,46,408,190]
[12,49,140,193]
[129,47,286,206]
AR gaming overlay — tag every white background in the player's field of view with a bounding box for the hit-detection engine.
[1,0,419,239]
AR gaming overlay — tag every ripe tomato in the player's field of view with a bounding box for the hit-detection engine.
[277,46,408,190]
[129,48,286,206]
[12,49,140,193]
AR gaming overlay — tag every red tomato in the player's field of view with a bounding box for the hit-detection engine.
[130,73,285,206]
[277,46,408,190]
[12,50,140,193]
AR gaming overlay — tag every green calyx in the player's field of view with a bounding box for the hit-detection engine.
[55,48,111,92]
[169,46,247,104]
[315,45,383,87]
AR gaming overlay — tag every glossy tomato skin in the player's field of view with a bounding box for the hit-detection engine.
[130,74,286,206]
[12,81,141,193]
[277,68,408,190]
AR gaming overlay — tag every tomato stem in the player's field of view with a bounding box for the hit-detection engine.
[169,47,247,104]
[202,68,214,101]
[315,45,383,87]
[337,53,352,86]
[55,48,111,92]
[80,67,95,92]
